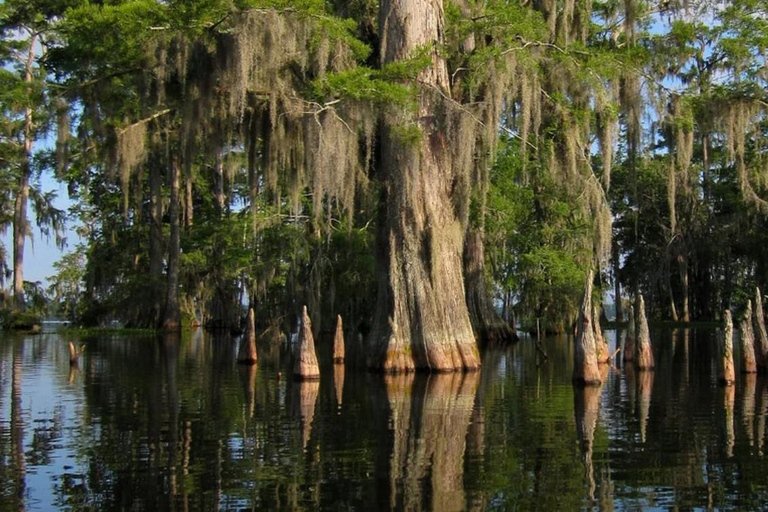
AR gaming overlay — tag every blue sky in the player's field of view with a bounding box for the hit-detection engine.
[2,178,76,288]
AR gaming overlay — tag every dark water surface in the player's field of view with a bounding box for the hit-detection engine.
[2,328,768,510]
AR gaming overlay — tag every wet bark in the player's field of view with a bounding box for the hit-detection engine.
[368,0,480,372]
[333,314,345,364]
[465,231,518,344]
[573,270,602,385]
[237,308,258,364]
[635,295,654,370]
[720,310,735,385]
[740,301,757,374]
[293,306,320,380]
[161,157,181,331]
[754,288,768,373]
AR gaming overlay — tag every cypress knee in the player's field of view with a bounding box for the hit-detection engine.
[635,296,654,370]
[593,304,609,364]
[237,308,258,365]
[333,314,345,364]
[720,310,735,385]
[573,270,602,385]
[741,300,757,373]
[294,306,320,380]
[623,305,636,363]
[754,287,768,372]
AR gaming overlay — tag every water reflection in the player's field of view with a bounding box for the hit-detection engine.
[3,328,768,510]
[385,372,478,511]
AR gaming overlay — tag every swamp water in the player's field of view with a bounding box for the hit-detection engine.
[1,328,768,510]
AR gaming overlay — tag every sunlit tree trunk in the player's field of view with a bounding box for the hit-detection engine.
[13,35,37,310]
[368,0,480,372]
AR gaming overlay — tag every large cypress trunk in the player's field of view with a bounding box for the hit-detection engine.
[367,0,480,372]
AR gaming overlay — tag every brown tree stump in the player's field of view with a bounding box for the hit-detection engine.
[293,306,320,380]
[237,308,258,365]
[720,310,736,385]
[741,300,758,374]
[332,314,345,364]
[754,287,768,373]
[573,270,602,386]
[635,296,654,370]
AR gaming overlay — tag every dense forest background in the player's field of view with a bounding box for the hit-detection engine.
[2,0,768,344]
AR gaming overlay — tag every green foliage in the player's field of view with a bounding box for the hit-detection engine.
[311,51,432,107]
[486,137,590,331]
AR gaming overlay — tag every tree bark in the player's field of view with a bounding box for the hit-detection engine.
[368,0,480,372]
[294,305,320,380]
[465,231,518,344]
[754,287,768,373]
[573,270,602,385]
[740,300,757,374]
[161,157,181,331]
[13,35,37,310]
[720,309,735,385]
[333,314,345,364]
[237,307,258,364]
[636,295,654,370]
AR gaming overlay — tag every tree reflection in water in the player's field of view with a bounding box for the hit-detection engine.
[385,372,479,512]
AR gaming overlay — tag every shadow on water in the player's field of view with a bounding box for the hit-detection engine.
[4,326,768,509]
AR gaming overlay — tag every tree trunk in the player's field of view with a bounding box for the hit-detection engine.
[720,310,735,385]
[333,314,345,364]
[368,0,480,372]
[573,270,602,385]
[161,157,181,331]
[740,300,757,374]
[636,295,654,369]
[465,231,517,344]
[754,287,768,373]
[237,307,258,364]
[294,305,320,380]
[13,35,37,310]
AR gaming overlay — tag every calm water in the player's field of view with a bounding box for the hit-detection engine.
[1,327,767,510]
